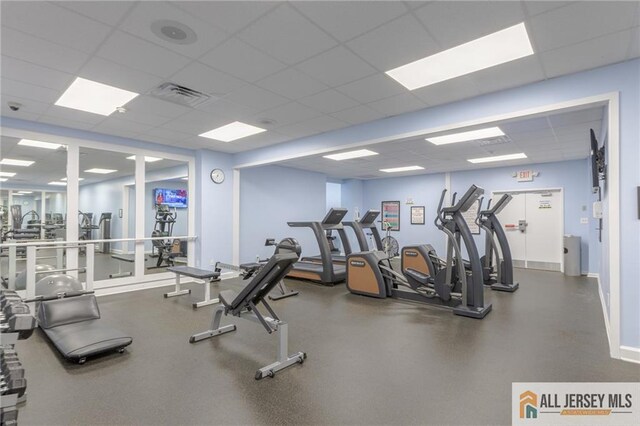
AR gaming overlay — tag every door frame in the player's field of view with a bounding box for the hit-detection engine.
[492,187,564,273]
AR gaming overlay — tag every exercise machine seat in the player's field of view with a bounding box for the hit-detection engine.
[404,268,432,288]
[38,295,132,362]
[219,289,237,309]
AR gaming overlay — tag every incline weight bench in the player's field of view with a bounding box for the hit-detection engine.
[165,266,221,309]
[189,252,306,380]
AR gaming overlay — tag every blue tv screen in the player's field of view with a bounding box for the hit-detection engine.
[154,188,188,208]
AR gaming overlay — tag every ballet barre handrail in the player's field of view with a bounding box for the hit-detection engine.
[0,235,198,248]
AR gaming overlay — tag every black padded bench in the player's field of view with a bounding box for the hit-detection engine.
[190,252,306,380]
[37,294,132,364]
[166,266,221,309]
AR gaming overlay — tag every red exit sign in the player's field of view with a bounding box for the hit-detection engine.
[517,170,534,182]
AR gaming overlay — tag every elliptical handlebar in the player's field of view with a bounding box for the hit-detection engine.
[475,197,484,227]
[435,189,447,227]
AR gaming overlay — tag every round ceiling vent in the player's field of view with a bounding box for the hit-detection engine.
[258,118,277,127]
[151,20,197,45]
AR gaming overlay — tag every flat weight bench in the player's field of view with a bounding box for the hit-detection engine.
[190,252,306,380]
[166,266,221,309]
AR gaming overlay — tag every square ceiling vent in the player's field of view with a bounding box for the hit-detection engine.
[148,82,216,108]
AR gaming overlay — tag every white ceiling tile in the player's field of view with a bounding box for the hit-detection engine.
[1,1,112,54]
[0,94,50,116]
[368,92,426,117]
[346,14,440,71]
[540,29,633,78]
[196,98,259,121]
[255,68,328,100]
[0,27,90,74]
[137,126,191,143]
[278,115,348,137]
[114,109,174,128]
[0,55,75,92]
[57,1,133,26]
[1,78,62,105]
[335,73,406,104]
[471,56,545,95]
[44,104,107,126]
[200,37,286,83]
[93,116,154,135]
[329,105,385,125]
[530,1,637,52]
[124,96,192,120]
[628,27,639,59]
[223,85,288,113]
[293,1,408,42]
[250,102,321,127]
[501,116,550,134]
[119,2,229,59]
[161,110,230,135]
[172,1,278,34]
[96,31,191,78]
[298,89,360,114]
[522,1,573,17]
[1,108,41,122]
[169,61,246,97]
[414,0,526,49]
[295,46,377,87]
[548,107,605,127]
[412,76,480,107]
[79,57,164,94]
[237,4,337,65]
[37,114,97,131]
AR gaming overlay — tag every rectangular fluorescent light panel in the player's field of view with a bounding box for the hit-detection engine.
[0,172,16,177]
[126,155,163,162]
[427,127,505,145]
[85,168,117,174]
[18,139,63,150]
[55,77,139,116]
[380,165,425,173]
[48,181,67,186]
[324,149,379,161]
[0,158,34,167]
[199,121,266,142]
[17,191,33,194]
[60,177,84,181]
[0,178,6,182]
[467,153,527,164]
[386,23,534,90]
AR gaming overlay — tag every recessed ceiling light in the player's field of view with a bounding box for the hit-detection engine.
[60,177,84,181]
[126,155,163,162]
[0,158,34,167]
[467,153,527,164]
[55,77,139,116]
[0,178,7,182]
[324,149,379,161]
[386,22,533,90]
[48,181,67,186]
[17,191,33,194]
[427,127,505,145]
[85,168,117,174]
[18,139,63,150]
[199,121,266,142]
[0,172,17,177]
[380,165,425,173]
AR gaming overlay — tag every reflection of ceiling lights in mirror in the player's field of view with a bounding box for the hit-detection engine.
[126,155,162,162]
[467,153,527,163]
[199,121,266,142]
[48,181,67,186]
[55,77,139,116]
[386,23,533,90]
[0,158,34,166]
[85,168,117,174]
[380,165,424,173]
[181,177,188,180]
[324,149,379,161]
[0,172,17,177]
[426,127,505,145]
[0,178,6,182]
[61,177,84,181]
[18,139,63,150]
[17,191,33,194]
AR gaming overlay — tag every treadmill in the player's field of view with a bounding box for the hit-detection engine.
[344,209,383,251]
[287,208,351,285]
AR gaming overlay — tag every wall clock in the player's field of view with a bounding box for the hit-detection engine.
[210,168,225,184]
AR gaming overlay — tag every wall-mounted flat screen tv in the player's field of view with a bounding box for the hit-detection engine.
[154,188,187,208]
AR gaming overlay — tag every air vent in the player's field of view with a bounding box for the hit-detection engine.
[477,135,512,146]
[148,82,215,108]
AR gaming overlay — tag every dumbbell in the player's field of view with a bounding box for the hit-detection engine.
[0,357,26,398]
[0,406,19,425]
[1,303,36,339]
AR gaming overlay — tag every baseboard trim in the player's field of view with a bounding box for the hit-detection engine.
[620,346,640,364]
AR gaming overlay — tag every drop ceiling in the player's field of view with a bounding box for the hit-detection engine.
[0,1,637,154]
[276,105,605,179]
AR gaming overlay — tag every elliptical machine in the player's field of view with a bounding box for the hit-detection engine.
[476,194,519,292]
[150,205,180,269]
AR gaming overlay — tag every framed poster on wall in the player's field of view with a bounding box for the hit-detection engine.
[381,201,400,231]
[411,206,425,225]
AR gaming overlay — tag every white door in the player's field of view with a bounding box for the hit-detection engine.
[494,190,564,272]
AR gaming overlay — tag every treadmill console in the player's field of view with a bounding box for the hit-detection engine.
[322,208,348,225]
[359,210,380,226]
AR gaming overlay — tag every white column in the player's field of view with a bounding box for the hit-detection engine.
[8,190,13,227]
[232,168,240,265]
[134,154,145,278]
[66,144,79,278]
[40,191,46,239]
[188,159,196,267]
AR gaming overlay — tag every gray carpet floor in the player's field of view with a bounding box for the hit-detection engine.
[16,268,639,425]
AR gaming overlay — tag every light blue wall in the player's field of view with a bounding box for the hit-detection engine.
[326,182,342,210]
[450,159,591,274]
[240,165,326,262]
[341,179,364,221]
[194,149,234,268]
